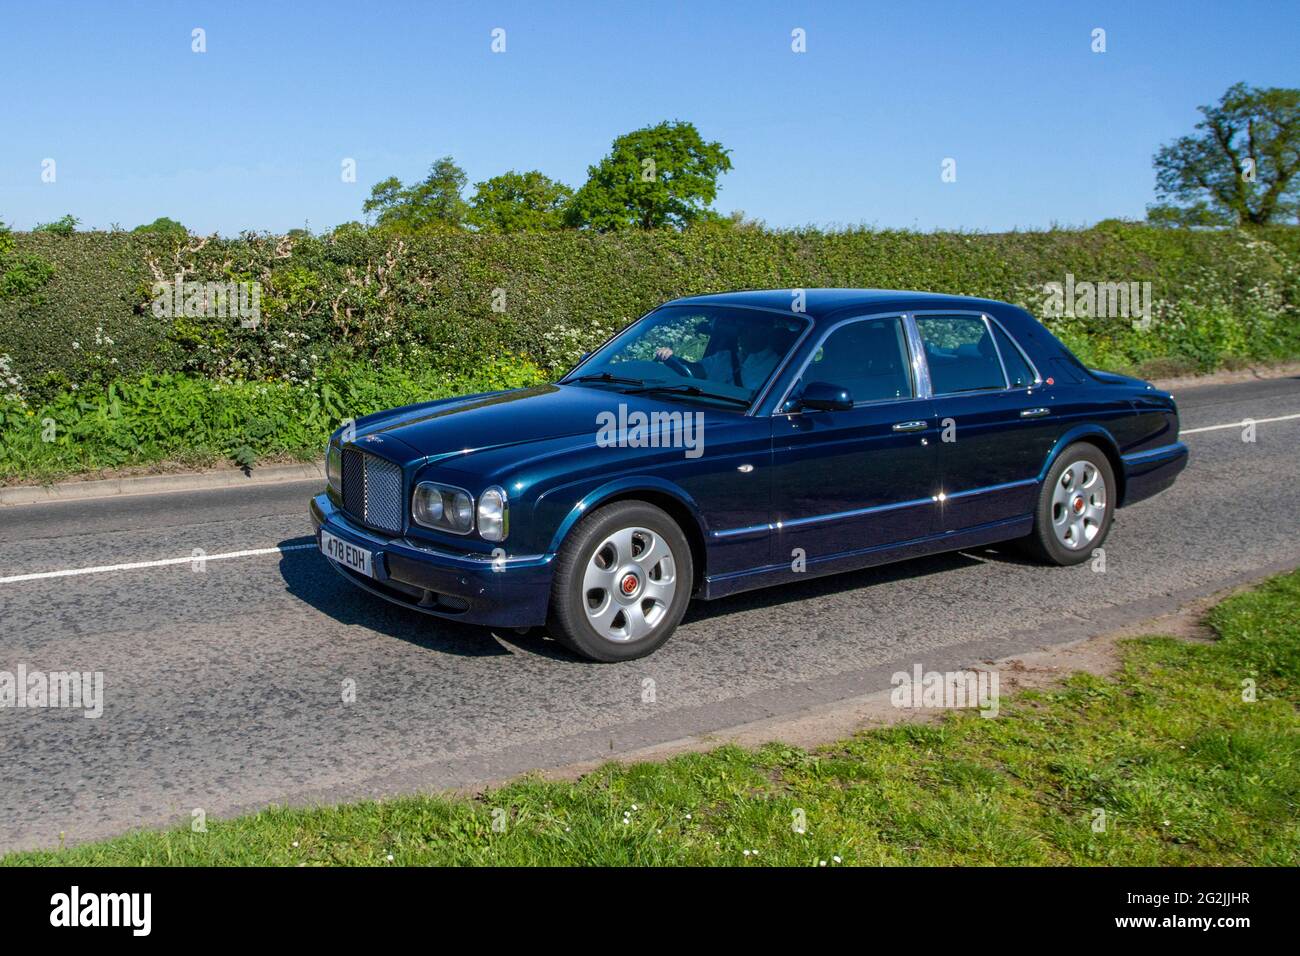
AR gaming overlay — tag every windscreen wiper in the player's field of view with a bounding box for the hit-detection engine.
[623,383,751,407]
[565,372,646,386]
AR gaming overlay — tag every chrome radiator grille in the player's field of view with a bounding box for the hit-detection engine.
[340,447,404,534]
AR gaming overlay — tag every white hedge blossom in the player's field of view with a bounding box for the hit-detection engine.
[0,353,25,406]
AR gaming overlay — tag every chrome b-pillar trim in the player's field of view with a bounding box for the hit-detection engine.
[902,313,933,398]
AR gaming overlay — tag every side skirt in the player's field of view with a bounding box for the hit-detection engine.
[699,515,1034,600]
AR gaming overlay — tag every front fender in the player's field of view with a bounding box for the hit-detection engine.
[544,476,708,555]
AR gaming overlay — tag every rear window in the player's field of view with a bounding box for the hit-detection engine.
[916,315,1006,394]
[991,323,1036,387]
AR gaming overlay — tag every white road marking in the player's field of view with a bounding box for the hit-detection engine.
[1180,412,1300,435]
[0,544,317,585]
[0,410,1297,587]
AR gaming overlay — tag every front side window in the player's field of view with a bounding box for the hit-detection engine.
[916,315,1007,394]
[796,316,913,404]
[567,305,807,406]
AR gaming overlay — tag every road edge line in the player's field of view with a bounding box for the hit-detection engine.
[0,461,324,507]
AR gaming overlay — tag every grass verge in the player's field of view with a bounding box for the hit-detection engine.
[0,358,545,484]
[6,570,1298,866]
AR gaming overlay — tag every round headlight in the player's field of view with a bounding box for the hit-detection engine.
[413,482,475,534]
[412,482,478,534]
[477,486,508,541]
[450,491,474,532]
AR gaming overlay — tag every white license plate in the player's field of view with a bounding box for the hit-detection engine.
[321,530,373,578]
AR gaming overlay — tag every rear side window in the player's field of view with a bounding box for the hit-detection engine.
[991,323,1036,387]
[801,316,913,403]
[916,315,1006,394]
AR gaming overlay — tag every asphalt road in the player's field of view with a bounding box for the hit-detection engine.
[2,376,1298,852]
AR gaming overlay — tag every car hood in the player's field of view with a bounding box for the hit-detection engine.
[350,383,732,464]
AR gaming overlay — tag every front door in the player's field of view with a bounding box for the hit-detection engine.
[769,314,939,571]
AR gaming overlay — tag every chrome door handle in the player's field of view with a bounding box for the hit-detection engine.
[1020,407,1050,418]
[892,420,927,432]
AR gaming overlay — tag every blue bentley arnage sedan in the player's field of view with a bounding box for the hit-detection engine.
[311,290,1187,661]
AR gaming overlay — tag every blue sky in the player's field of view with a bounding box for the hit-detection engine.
[1,0,1296,234]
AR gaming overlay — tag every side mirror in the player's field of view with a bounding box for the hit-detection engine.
[797,381,853,412]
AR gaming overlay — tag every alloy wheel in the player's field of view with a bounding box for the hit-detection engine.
[581,526,677,642]
[1051,460,1107,550]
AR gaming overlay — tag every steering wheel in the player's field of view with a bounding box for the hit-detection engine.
[663,355,703,379]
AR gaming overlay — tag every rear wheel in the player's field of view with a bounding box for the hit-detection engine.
[1021,443,1115,565]
[547,501,693,662]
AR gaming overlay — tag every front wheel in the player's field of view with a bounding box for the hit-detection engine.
[547,501,693,662]
[1021,443,1116,565]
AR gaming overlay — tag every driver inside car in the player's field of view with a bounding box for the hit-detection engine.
[653,321,781,389]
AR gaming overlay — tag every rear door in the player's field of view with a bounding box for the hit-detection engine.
[769,314,939,568]
[915,313,1056,531]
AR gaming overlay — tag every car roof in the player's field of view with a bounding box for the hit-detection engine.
[667,288,1016,323]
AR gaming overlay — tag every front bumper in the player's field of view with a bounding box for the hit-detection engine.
[310,493,554,628]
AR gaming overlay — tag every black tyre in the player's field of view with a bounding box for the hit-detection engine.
[1021,442,1116,566]
[547,501,693,662]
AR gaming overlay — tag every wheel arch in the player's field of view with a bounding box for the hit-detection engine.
[1038,426,1127,505]
[547,478,709,593]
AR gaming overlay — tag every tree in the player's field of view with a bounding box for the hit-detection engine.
[363,156,469,230]
[363,177,406,220]
[132,217,189,238]
[32,214,79,236]
[1149,83,1300,226]
[467,170,573,232]
[1144,202,1232,229]
[565,121,732,230]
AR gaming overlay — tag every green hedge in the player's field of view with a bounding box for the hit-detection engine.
[3,223,1299,407]
[2,222,1298,479]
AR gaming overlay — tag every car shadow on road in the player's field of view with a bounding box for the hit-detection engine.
[962,542,1047,568]
[275,536,570,661]
[678,549,993,626]
[278,534,1038,660]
